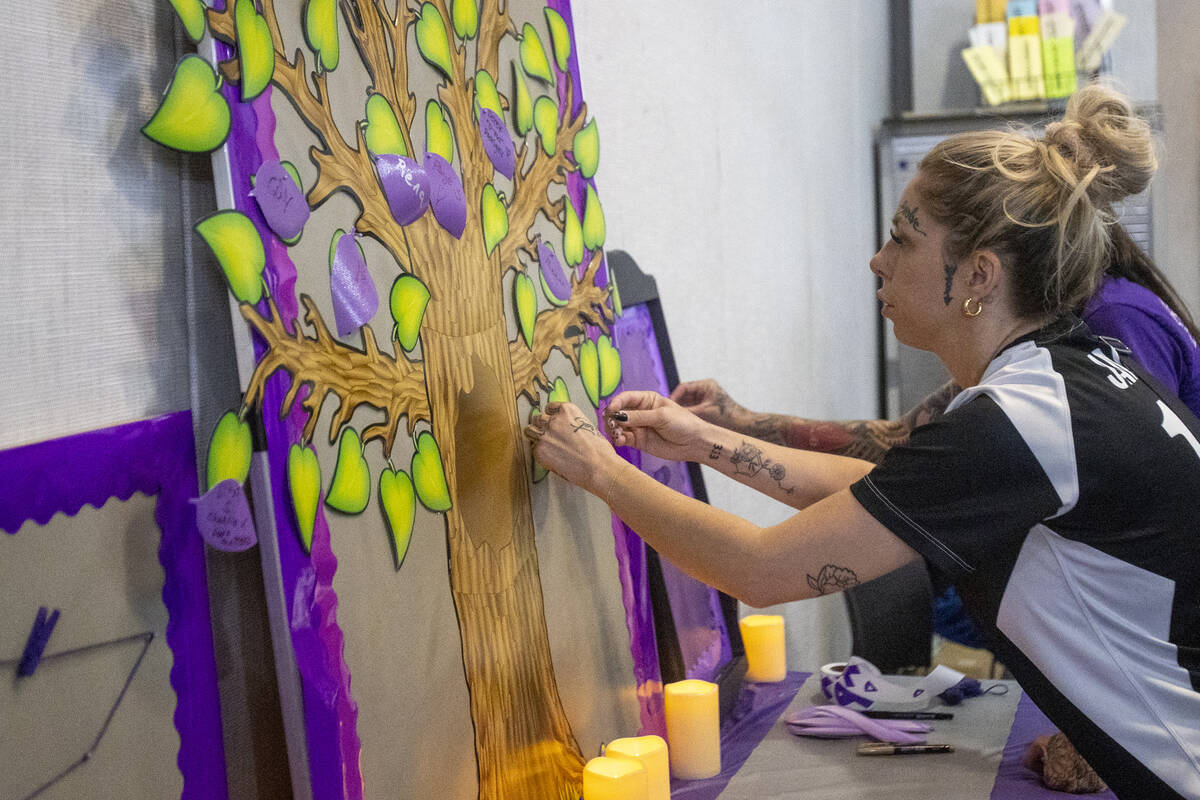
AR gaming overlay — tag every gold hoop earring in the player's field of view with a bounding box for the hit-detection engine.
[963,297,983,317]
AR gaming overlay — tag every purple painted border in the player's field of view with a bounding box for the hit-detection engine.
[0,412,228,800]
[216,66,362,799]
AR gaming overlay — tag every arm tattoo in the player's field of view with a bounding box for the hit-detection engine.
[807,564,860,595]
[943,263,957,305]
[899,202,927,236]
[709,443,723,460]
[729,441,794,495]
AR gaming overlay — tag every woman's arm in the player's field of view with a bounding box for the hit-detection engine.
[526,401,921,607]
[672,379,961,464]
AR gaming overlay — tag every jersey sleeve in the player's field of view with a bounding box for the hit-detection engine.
[849,394,1062,577]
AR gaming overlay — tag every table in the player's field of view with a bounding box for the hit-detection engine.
[710,674,1023,800]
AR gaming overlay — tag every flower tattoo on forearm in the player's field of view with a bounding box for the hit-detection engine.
[807,564,860,595]
[729,441,794,495]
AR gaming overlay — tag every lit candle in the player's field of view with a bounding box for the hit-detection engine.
[582,755,648,800]
[663,679,721,779]
[605,735,670,800]
[739,614,787,682]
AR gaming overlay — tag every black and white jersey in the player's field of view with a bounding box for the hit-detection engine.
[850,317,1200,800]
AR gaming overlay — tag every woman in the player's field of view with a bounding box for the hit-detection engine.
[525,85,1199,800]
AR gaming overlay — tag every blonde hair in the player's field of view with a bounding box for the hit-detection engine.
[918,84,1157,319]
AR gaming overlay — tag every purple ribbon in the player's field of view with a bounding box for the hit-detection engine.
[784,705,931,744]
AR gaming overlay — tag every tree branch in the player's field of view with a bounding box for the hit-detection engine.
[510,250,612,403]
[242,294,429,454]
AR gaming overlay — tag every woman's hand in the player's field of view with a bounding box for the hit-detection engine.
[523,402,619,492]
[605,390,711,463]
[670,379,748,429]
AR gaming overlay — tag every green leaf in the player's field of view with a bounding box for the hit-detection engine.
[326,428,370,514]
[412,431,451,512]
[520,22,554,84]
[573,118,599,179]
[236,0,274,100]
[598,335,622,396]
[425,100,455,162]
[304,0,339,72]
[168,0,207,42]
[544,8,571,72]
[379,468,417,569]
[474,69,502,119]
[549,376,570,404]
[363,93,407,156]
[512,62,534,136]
[533,95,557,155]
[389,274,430,352]
[288,443,321,553]
[195,210,266,304]
[481,183,508,256]
[415,2,453,79]
[142,55,230,153]
[514,272,536,348]
[582,184,605,250]
[579,339,599,407]
[563,195,583,266]
[206,410,252,490]
[452,0,478,39]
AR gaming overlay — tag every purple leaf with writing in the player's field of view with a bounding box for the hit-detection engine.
[375,154,430,226]
[422,152,466,238]
[330,231,379,337]
[478,108,515,180]
[252,159,310,241]
[190,478,258,552]
[537,238,570,302]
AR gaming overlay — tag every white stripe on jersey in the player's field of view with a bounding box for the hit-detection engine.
[998,525,1200,798]
[948,342,1080,518]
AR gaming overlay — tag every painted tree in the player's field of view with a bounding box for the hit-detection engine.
[146,0,620,797]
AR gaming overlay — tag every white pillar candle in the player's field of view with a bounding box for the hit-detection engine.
[582,755,649,800]
[605,735,670,800]
[739,614,787,682]
[663,679,721,779]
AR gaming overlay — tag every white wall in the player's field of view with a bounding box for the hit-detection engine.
[573,2,892,667]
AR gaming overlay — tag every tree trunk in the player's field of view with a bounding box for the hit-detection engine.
[420,242,585,798]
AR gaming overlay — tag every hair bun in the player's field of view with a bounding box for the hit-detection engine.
[1051,84,1156,206]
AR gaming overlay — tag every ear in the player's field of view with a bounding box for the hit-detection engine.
[962,249,1005,304]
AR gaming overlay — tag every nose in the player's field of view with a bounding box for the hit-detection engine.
[869,244,887,278]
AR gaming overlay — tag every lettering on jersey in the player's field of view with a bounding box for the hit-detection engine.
[1088,348,1139,389]
[1158,400,1200,459]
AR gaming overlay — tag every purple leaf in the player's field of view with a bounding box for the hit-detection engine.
[252,159,310,241]
[190,479,258,552]
[330,231,379,337]
[422,152,467,238]
[537,239,570,301]
[479,108,515,180]
[375,154,430,226]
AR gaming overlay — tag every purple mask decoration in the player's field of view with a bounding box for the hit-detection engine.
[252,159,310,241]
[479,109,515,180]
[330,230,379,337]
[422,152,467,239]
[375,154,430,226]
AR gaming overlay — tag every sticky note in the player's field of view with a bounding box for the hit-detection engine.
[1006,0,1037,19]
[963,46,1013,106]
[976,0,1007,23]
[1007,15,1045,101]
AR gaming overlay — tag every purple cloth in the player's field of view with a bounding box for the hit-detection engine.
[990,693,1117,800]
[669,672,809,799]
[1083,276,1200,416]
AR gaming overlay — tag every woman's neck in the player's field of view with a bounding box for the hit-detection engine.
[940,314,1048,388]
